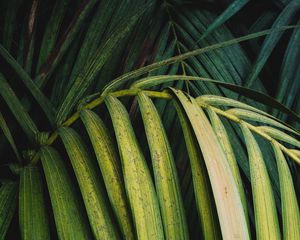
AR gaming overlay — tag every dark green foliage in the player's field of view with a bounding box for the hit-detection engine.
[0,0,299,239]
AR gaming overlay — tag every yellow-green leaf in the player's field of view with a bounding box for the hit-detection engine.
[272,143,300,240]
[174,101,221,239]
[257,126,300,148]
[80,109,134,239]
[206,107,249,230]
[197,95,268,116]
[58,127,119,240]
[228,108,297,134]
[240,123,280,239]
[19,166,50,240]
[40,146,92,240]
[137,92,188,240]
[171,89,249,239]
[105,95,164,240]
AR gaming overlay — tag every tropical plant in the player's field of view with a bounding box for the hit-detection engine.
[0,0,300,239]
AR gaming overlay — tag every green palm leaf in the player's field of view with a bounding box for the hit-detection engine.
[105,95,164,240]
[240,123,280,239]
[137,92,188,239]
[0,182,18,240]
[19,166,50,240]
[80,109,134,239]
[58,127,119,240]
[172,89,249,239]
[40,146,92,240]
[1,1,300,239]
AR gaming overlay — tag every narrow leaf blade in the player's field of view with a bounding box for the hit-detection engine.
[0,182,18,240]
[174,101,221,239]
[0,74,38,140]
[80,109,134,239]
[19,166,50,240]
[272,143,300,240]
[58,127,119,240]
[240,123,280,239]
[105,95,164,240]
[40,146,92,240]
[171,89,249,239]
[137,92,188,239]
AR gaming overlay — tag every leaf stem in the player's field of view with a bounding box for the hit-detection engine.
[30,89,171,164]
[197,102,300,164]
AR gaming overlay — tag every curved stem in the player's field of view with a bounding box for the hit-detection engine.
[197,102,300,164]
[30,89,171,164]
[101,25,299,95]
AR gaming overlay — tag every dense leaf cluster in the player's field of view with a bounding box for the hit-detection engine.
[0,0,299,239]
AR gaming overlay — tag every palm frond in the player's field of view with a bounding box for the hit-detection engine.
[0,1,300,239]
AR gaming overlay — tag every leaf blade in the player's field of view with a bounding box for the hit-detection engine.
[240,123,280,239]
[0,182,18,240]
[137,92,188,240]
[40,146,92,240]
[0,111,21,160]
[171,89,249,239]
[174,101,221,239]
[19,166,50,240]
[105,95,164,240]
[80,109,134,239]
[58,127,119,240]
[272,143,300,240]
[0,74,38,141]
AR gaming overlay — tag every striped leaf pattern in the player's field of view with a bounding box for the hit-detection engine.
[1,1,300,239]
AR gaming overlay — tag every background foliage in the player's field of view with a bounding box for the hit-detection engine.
[0,0,300,239]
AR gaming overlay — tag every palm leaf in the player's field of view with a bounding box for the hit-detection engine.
[58,127,119,239]
[0,182,18,240]
[0,111,20,161]
[137,92,188,239]
[0,45,56,124]
[174,101,221,239]
[1,1,300,239]
[206,107,249,227]
[105,95,164,240]
[19,166,50,240]
[40,146,92,240]
[272,142,300,240]
[56,2,150,124]
[0,74,38,140]
[240,123,280,239]
[171,89,250,239]
[80,109,134,239]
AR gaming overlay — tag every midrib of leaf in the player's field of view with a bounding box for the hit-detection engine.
[27,26,300,165]
[163,0,189,92]
[102,25,299,94]
[196,101,300,164]
[28,80,300,167]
